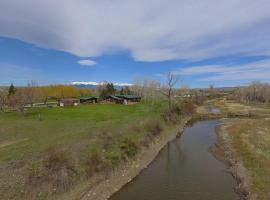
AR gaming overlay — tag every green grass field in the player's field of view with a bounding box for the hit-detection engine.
[0,102,173,199]
[0,103,162,162]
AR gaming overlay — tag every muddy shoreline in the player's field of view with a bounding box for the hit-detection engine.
[211,119,256,200]
[80,116,191,200]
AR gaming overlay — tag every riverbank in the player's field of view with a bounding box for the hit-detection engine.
[0,101,196,199]
[80,116,191,200]
[198,100,270,200]
[213,120,252,200]
[0,103,166,199]
[214,118,270,200]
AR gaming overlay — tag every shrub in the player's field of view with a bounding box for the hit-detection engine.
[119,138,139,160]
[42,149,75,191]
[27,149,76,192]
[43,149,71,172]
[140,120,163,148]
[161,104,182,123]
[84,151,112,177]
[27,162,45,185]
[147,120,163,138]
[180,101,196,116]
[105,151,121,167]
[162,101,196,123]
[99,131,114,150]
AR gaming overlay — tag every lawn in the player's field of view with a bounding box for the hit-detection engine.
[0,103,162,162]
[0,102,175,199]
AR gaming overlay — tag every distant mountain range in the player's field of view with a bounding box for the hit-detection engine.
[71,82,133,90]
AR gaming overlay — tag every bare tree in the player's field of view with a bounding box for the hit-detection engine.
[6,81,37,114]
[234,82,270,104]
[13,89,29,115]
[0,88,8,112]
[25,80,37,106]
[162,71,180,106]
[209,84,215,98]
[131,76,161,102]
[178,85,190,96]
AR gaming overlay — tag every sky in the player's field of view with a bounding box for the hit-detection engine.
[0,0,270,88]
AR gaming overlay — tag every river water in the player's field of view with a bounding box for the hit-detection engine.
[110,120,239,200]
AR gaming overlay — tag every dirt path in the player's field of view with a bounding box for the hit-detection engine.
[0,138,29,149]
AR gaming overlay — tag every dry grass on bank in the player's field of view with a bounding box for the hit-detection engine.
[226,119,270,200]
[203,99,270,118]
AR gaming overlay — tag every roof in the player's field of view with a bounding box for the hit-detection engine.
[116,95,141,99]
[59,98,79,102]
[79,96,98,100]
[107,95,123,101]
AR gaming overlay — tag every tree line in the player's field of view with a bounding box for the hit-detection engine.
[233,82,270,104]
[0,71,206,113]
[0,83,94,113]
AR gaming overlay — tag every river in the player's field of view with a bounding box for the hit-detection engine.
[110,120,239,200]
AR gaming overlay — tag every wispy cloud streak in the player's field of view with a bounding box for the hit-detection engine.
[176,59,270,81]
[0,0,270,61]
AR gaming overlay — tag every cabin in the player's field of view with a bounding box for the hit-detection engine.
[116,95,142,104]
[58,98,80,107]
[79,96,98,104]
[105,95,124,104]
[181,93,192,98]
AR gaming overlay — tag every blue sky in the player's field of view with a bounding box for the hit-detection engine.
[1,0,270,88]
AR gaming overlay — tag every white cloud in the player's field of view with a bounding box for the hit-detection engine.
[78,59,96,66]
[0,0,270,62]
[72,81,133,86]
[175,59,270,82]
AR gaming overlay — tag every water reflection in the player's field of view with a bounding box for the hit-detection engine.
[110,120,238,200]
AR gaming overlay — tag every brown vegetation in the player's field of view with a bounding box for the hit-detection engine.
[218,119,270,200]
[233,82,270,104]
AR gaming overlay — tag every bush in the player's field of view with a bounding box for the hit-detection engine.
[105,151,121,167]
[27,162,45,185]
[119,138,139,160]
[99,131,113,150]
[147,120,163,138]
[42,149,75,191]
[27,149,76,192]
[43,149,71,172]
[180,101,196,116]
[162,104,182,123]
[162,101,196,123]
[84,151,112,177]
[140,120,163,148]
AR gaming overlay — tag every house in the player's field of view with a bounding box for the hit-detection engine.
[58,98,80,107]
[116,95,142,104]
[175,93,193,98]
[79,96,98,104]
[105,95,124,104]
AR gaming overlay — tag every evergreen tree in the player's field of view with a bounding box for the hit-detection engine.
[106,83,115,95]
[8,83,15,97]
[120,88,124,95]
[99,83,116,99]
[124,86,131,95]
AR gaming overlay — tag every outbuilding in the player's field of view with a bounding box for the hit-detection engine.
[116,95,141,104]
[105,95,124,104]
[79,96,98,104]
[58,98,79,107]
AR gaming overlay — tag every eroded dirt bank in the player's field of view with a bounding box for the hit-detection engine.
[80,117,191,200]
[212,119,256,200]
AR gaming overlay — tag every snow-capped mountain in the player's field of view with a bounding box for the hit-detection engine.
[71,81,133,89]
